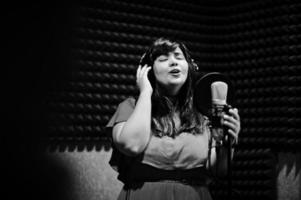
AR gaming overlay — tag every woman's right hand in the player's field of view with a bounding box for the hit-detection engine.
[136,65,153,94]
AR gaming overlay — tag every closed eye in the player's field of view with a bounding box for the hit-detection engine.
[157,55,168,61]
[174,52,185,59]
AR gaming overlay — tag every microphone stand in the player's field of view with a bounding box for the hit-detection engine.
[225,129,232,200]
[210,119,233,200]
[223,104,233,200]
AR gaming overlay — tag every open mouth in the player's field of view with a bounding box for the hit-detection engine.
[170,69,181,74]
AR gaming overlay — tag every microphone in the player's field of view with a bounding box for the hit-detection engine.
[210,81,231,145]
[193,72,235,145]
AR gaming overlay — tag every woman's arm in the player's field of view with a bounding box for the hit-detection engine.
[112,65,153,156]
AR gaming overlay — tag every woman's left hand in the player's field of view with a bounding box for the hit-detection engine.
[223,108,241,145]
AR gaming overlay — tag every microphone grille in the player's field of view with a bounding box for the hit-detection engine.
[211,81,228,105]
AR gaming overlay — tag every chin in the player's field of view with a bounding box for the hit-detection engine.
[168,81,185,89]
[170,78,186,85]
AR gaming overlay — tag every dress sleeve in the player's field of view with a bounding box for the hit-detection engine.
[106,97,136,183]
[106,97,136,129]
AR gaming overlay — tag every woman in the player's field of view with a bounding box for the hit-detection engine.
[107,38,241,200]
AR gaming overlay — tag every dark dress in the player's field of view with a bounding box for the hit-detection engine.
[106,97,213,200]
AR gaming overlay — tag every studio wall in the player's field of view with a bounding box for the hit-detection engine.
[6,0,299,200]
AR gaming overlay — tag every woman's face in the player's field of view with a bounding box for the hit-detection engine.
[153,47,189,95]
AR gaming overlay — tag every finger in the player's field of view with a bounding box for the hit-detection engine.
[225,116,240,131]
[136,65,141,79]
[141,65,151,77]
[223,115,240,128]
[223,120,238,133]
[227,128,238,137]
[223,114,234,122]
[229,108,240,121]
[144,66,152,77]
[228,108,239,119]
[139,65,148,77]
[227,129,237,139]
[227,129,238,144]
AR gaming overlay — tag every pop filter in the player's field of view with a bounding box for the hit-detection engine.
[193,72,235,116]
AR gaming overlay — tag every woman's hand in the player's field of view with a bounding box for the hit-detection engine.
[136,64,153,94]
[223,108,241,145]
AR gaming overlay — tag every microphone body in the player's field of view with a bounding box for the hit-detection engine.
[210,81,231,145]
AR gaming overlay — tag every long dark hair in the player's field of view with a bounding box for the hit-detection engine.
[139,38,206,137]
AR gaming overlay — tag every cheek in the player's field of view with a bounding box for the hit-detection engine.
[153,63,167,79]
[182,63,189,76]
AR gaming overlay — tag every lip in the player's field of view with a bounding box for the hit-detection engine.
[169,69,181,74]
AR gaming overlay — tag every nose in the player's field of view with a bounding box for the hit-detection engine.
[169,55,178,67]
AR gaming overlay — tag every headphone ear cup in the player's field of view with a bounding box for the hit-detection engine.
[190,59,202,85]
[139,48,152,66]
[191,59,199,72]
[139,53,146,66]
